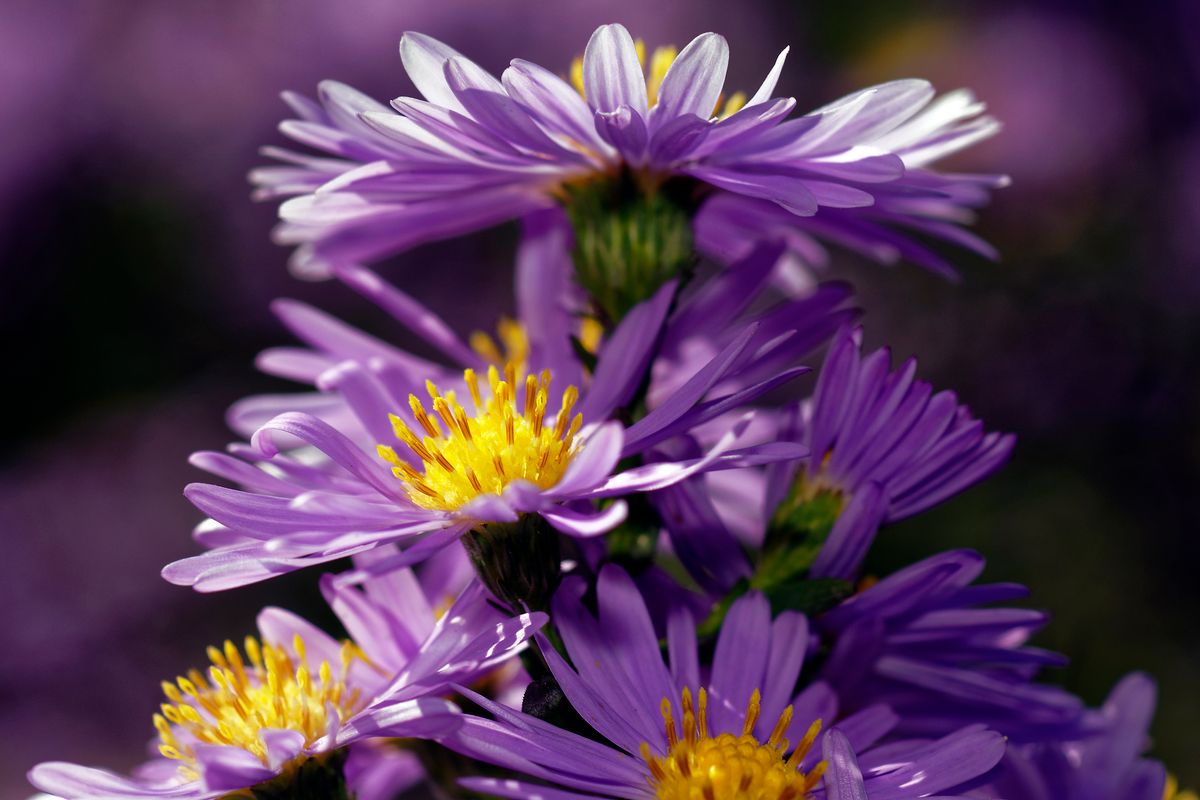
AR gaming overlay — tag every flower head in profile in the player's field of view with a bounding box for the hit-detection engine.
[817,549,1086,743]
[655,324,1014,594]
[29,561,544,799]
[446,564,1007,800]
[763,325,1014,580]
[163,253,809,592]
[977,673,1187,800]
[255,23,1003,283]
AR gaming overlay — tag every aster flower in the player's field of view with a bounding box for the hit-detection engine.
[764,325,1013,580]
[446,564,1006,799]
[656,325,1014,595]
[162,253,810,592]
[254,23,1003,283]
[28,564,544,799]
[972,673,1183,800]
[817,549,1086,743]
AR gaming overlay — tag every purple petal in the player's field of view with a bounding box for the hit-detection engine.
[333,263,477,367]
[516,210,586,389]
[193,744,277,792]
[580,279,676,423]
[582,24,648,115]
[252,412,403,501]
[398,31,468,113]
[653,32,728,123]
[709,591,770,734]
[809,482,888,579]
[28,762,202,798]
[338,697,462,744]
[542,500,628,538]
[746,47,790,106]
[822,730,868,800]
[503,60,611,155]
[549,421,624,498]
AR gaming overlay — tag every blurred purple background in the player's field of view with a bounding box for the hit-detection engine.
[2,0,1198,794]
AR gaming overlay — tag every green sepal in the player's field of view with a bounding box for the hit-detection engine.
[762,578,854,617]
[464,514,563,615]
[564,171,698,323]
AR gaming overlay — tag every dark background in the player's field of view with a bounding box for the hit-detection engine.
[2,0,1196,795]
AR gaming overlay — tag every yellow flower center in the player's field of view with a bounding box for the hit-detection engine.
[1166,774,1199,800]
[378,363,583,511]
[570,40,746,119]
[642,688,826,800]
[154,635,368,780]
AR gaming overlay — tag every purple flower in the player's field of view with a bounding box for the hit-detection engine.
[817,549,1086,743]
[162,255,808,591]
[972,673,1175,800]
[446,564,1006,799]
[763,325,1015,581]
[657,325,1014,594]
[254,24,1003,278]
[29,561,544,799]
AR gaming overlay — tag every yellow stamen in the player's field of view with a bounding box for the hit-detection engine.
[470,317,529,373]
[646,46,677,107]
[155,636,368,780]
[719,91,747,119]
[579,316,605,354]
[570,56,586,99]
[1166,775,1200,800]
[643,688,825,800]
[381,361,583,511]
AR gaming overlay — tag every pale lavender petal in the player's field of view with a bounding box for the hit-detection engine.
[595,105,649,166]
[398,31,468,113]
[822,730,868,800]
[862,727,1005,797]
[503,60,611,155]
[542,500,628,538]
[582,24,648,115]
[193,744,277,792]
[29,762,203,798]
[745,46,790,106]
[252,412,402,500]
[320,574,420,672]
[338,697,462,745]
[653,32,729,123]
[548,422,624,498]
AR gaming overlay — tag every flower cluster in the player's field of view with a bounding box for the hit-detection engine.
[30,23,1184,800]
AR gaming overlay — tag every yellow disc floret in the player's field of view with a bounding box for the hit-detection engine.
[642,688,826,800]
[154,635,367,780]
[378,362,583,511]
[1166,774,1199,800]
[469,316,529,373]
